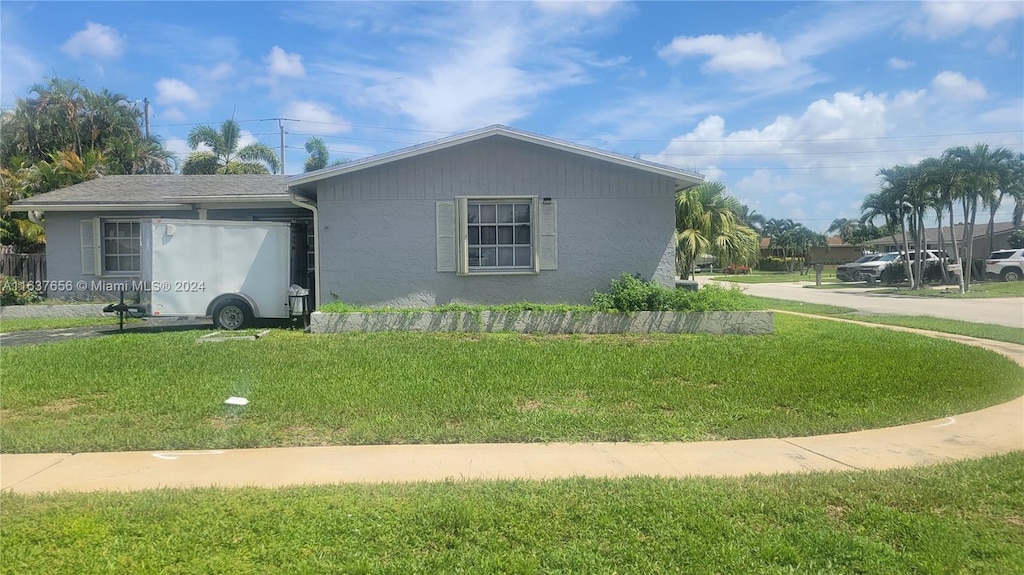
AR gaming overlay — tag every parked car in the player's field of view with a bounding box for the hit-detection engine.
[836,254,881,281]
[856,250,948,282]
[986,249,1024,282]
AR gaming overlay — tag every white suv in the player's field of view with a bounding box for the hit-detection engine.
[986,249,1024,282]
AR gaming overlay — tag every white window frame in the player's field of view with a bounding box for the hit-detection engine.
[99,218,142,276]
[81,216,143,276]
[436,196,556,275]
[462,197,537,274]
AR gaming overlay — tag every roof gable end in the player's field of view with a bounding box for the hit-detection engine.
[288,125,704,191]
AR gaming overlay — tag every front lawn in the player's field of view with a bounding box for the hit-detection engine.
[0,317,140,333]
[3,453,1022,573]
[711,273,838,284]
[872,281,1024,298]
[2,315,1020,453]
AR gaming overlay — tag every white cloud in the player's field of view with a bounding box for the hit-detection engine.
[658,33,786,73]
[986,35,1009,55]
[266,46,305,78]
[887,57,914,70]
[915,1,1024,37]
[533,0,621,17]
[61,21,125,59]
[0,43,44,107]
[204,62,235,81]
[930,71,987,101]
[281,101,351,135]
[316,4,599,132]
[155,78,202,107]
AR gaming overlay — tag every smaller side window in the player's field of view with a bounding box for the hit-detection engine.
[102,220,141,274]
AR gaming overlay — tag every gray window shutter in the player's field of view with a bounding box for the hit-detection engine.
[456,197,469,275]
[81,219,98,275]
[539,200,557,270]
[436,201,456,272]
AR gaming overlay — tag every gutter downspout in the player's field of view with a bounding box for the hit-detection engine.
[288,192,322,309]
[27,210,44,226]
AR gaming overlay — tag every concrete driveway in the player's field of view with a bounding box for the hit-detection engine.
[698,277,1024,328]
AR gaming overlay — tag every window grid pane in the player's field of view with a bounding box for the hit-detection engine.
[467,201,533,269]
[102,221,141,273]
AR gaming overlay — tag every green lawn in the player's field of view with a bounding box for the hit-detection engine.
[0,317,140,333]
[711,273,839,284]
[744,295,1024,345]
[3,453,1022,574]
[2,315,1020,453]
[872,280,1024,298]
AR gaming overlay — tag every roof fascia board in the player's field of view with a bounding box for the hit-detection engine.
[9,203,193,212]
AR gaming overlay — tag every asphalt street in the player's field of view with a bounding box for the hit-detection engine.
[698,276,1024,328]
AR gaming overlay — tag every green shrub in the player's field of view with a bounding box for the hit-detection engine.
[881,262,950,285]
[0,276,44,306]
[591,273,671,311]
[592,273,751,312]
[668,283,752,311]
[756,257,799,272]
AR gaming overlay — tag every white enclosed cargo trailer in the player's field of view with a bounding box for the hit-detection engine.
[136,219,294,329]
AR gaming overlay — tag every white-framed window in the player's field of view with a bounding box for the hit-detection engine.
[81,218,142,276]
[467,200,533,270]
[102,220,141,274]
[436,196,557,274]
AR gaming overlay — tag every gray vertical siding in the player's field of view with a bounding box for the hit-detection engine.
[316,135,681,307]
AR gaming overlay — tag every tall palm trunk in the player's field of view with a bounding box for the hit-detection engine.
[899,221,915,289]
[936,210,948,284]
[963,194,979,290]
[947,202,965,293]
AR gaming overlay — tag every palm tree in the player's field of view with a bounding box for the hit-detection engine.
[675,180,759,279]
[874,165,925,288]
[181,119,281,175]
[1007,153,1024,228]
[943,144,1015,289]
[303,137,330,172]
[735,204,766,235]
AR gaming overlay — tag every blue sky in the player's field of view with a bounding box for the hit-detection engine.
[2,1,1022,231]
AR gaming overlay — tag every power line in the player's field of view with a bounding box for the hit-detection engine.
[147,117,1022,146]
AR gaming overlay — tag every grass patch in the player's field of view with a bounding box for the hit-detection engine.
[742,294,1024,344]
[0,317,141,333]
[3,453,1023,573]
[320,301,595,314]
[2,315,1020,453]
[872,281,1024,298]
[844,314,1024,345]
[741,295,858,315]
[712,273,839,284]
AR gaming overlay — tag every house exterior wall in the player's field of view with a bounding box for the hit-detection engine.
[314,136,680,307]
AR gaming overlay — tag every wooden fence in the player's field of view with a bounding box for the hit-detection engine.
[0,253,46,283]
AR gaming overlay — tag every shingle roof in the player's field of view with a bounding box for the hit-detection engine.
[861,221,1017,245]
[11,175,287,209]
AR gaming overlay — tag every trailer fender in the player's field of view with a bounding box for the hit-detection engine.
[206,293,261,319]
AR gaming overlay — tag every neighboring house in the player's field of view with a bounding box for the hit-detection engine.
[861,222,1017,256]
[11,125,704,308]
[759,236,863,264]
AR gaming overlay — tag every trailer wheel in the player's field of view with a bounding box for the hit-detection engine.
[213,299,252,330]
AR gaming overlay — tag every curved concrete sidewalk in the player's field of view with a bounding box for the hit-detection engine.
[2,320,1022,494]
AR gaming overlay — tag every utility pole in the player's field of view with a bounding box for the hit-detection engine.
[143,98,150,139]
[279,118,285,175]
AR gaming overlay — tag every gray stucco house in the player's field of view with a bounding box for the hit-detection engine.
[13,125,703,308]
